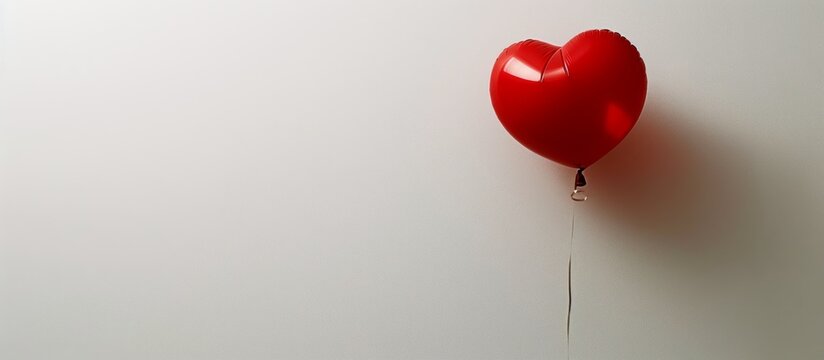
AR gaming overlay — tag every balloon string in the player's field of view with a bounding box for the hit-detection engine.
[567,203,576,360]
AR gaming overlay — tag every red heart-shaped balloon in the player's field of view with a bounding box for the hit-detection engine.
[490,29,647,169]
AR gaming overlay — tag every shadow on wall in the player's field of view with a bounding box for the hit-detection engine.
[585,101,752,250]
[580,98,821,357]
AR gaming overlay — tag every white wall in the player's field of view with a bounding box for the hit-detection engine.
[1,1,822,359]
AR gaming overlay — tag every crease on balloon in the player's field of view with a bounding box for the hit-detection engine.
[560,49,571,77]
[541,49,570,82]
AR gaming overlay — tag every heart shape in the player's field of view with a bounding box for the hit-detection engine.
[490,29,647,169]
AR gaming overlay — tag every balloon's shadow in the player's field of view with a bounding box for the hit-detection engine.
[576,100,820,357]
[584,101,752,249]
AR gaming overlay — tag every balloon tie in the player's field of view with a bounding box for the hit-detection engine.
[567,168,585,356]
[566,201,577,360]
[571,168,587,201]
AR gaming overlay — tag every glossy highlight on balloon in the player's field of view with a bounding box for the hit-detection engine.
[490,29,647,169]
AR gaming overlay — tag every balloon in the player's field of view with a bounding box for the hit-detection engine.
[489,29,647,170]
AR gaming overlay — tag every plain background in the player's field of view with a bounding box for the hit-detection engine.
[1,1,822,359]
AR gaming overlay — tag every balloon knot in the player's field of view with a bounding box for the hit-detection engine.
[575,168,587,188]
[571,168,588,201]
